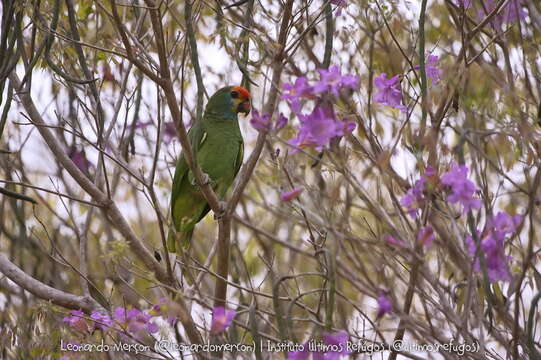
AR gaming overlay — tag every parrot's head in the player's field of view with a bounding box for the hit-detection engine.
[230,86,252,115]
[205,86,251,119]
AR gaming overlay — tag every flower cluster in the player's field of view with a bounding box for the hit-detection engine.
[112,307,160,339]
[478,0,527,28]
[63,307,159,339]
[377,292,393,318]
[373,73,406,112]
[210,306,237,334]
[454,0,527,28]
[62,302,236,344]
[401,163,480,217]
[465,212,521,282]
[282,78,315,114]
[62,300,170,340]
[280,66,358,152]
[414,54,443,84]
[314,66,360,97]
[250,110,288,132]
[400,166,436,218]
[289,105,355,152]
[62,310,88,333]
[440,162,481,214]
[374,55,442,112]
[282,65,359,112]
[400,176,428,218]
[330,0,347,16]
[288,331,351,360]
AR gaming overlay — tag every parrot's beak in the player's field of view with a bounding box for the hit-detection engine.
[238,99,251,115]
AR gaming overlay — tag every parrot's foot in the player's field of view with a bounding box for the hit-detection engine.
[190,172,211,186]
[214,201,228,220]
[201,172,211,185]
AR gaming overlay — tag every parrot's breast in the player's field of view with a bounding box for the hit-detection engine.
[197,127,242,196]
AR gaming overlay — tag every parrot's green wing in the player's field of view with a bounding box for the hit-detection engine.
[234,141,244,177]
[168,121,209,252]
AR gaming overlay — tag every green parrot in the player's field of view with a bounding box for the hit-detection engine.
[168,86,251,253]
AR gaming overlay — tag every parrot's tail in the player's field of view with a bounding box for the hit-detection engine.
[165,228,196,285]
[166,228,193,254]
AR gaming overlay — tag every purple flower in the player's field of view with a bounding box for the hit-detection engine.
[322,331,351,359]
[415,55,443,84]
[417,225,435,248]
[465,232,511,282]
[147,322,160,333]
[298,105,343,146]
[282,77,314,113]
[499,0,527,23]
[250,110,288,132]
[377,293,393,318]
[342,119,356,133]
[288,343,311,360]
[113,307,159,337]
[491,212,522,235]
[250,109,272,131]
[425,55,442,83]
[330,0,347,16]
[341,74,360,89]
[465,211,520,282]
[373,73,407,112]
[68,148,93,174]
[313,66,360,97]
[276,113,288,131]
[163,121,177,144]
[151,299,166,315]
[425,166,436,177]
[127,307,142,319]
[113,307,128,323]
[441,163,481,214]
[479,0,527,29]
[384,234,407,247]
[280,187,304,202]
[63,310,88,332]
[90,311,113,330]
[210,306,236,334]
[288,105,345,152]
[129,311,159,334]
[400,177,426,218]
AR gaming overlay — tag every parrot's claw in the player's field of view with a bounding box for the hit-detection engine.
[214,201,228,220]
[201,173,211,185]
[190,172,211,186]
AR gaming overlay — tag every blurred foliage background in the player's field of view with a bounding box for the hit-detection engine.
[0,0,541,358]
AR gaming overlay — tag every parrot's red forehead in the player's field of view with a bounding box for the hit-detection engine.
[232,86,251,99]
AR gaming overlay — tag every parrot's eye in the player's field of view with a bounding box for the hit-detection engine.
[230,90,239,98]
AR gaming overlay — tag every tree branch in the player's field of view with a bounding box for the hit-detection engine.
[8,73,170,285]
[0,253,103,311]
